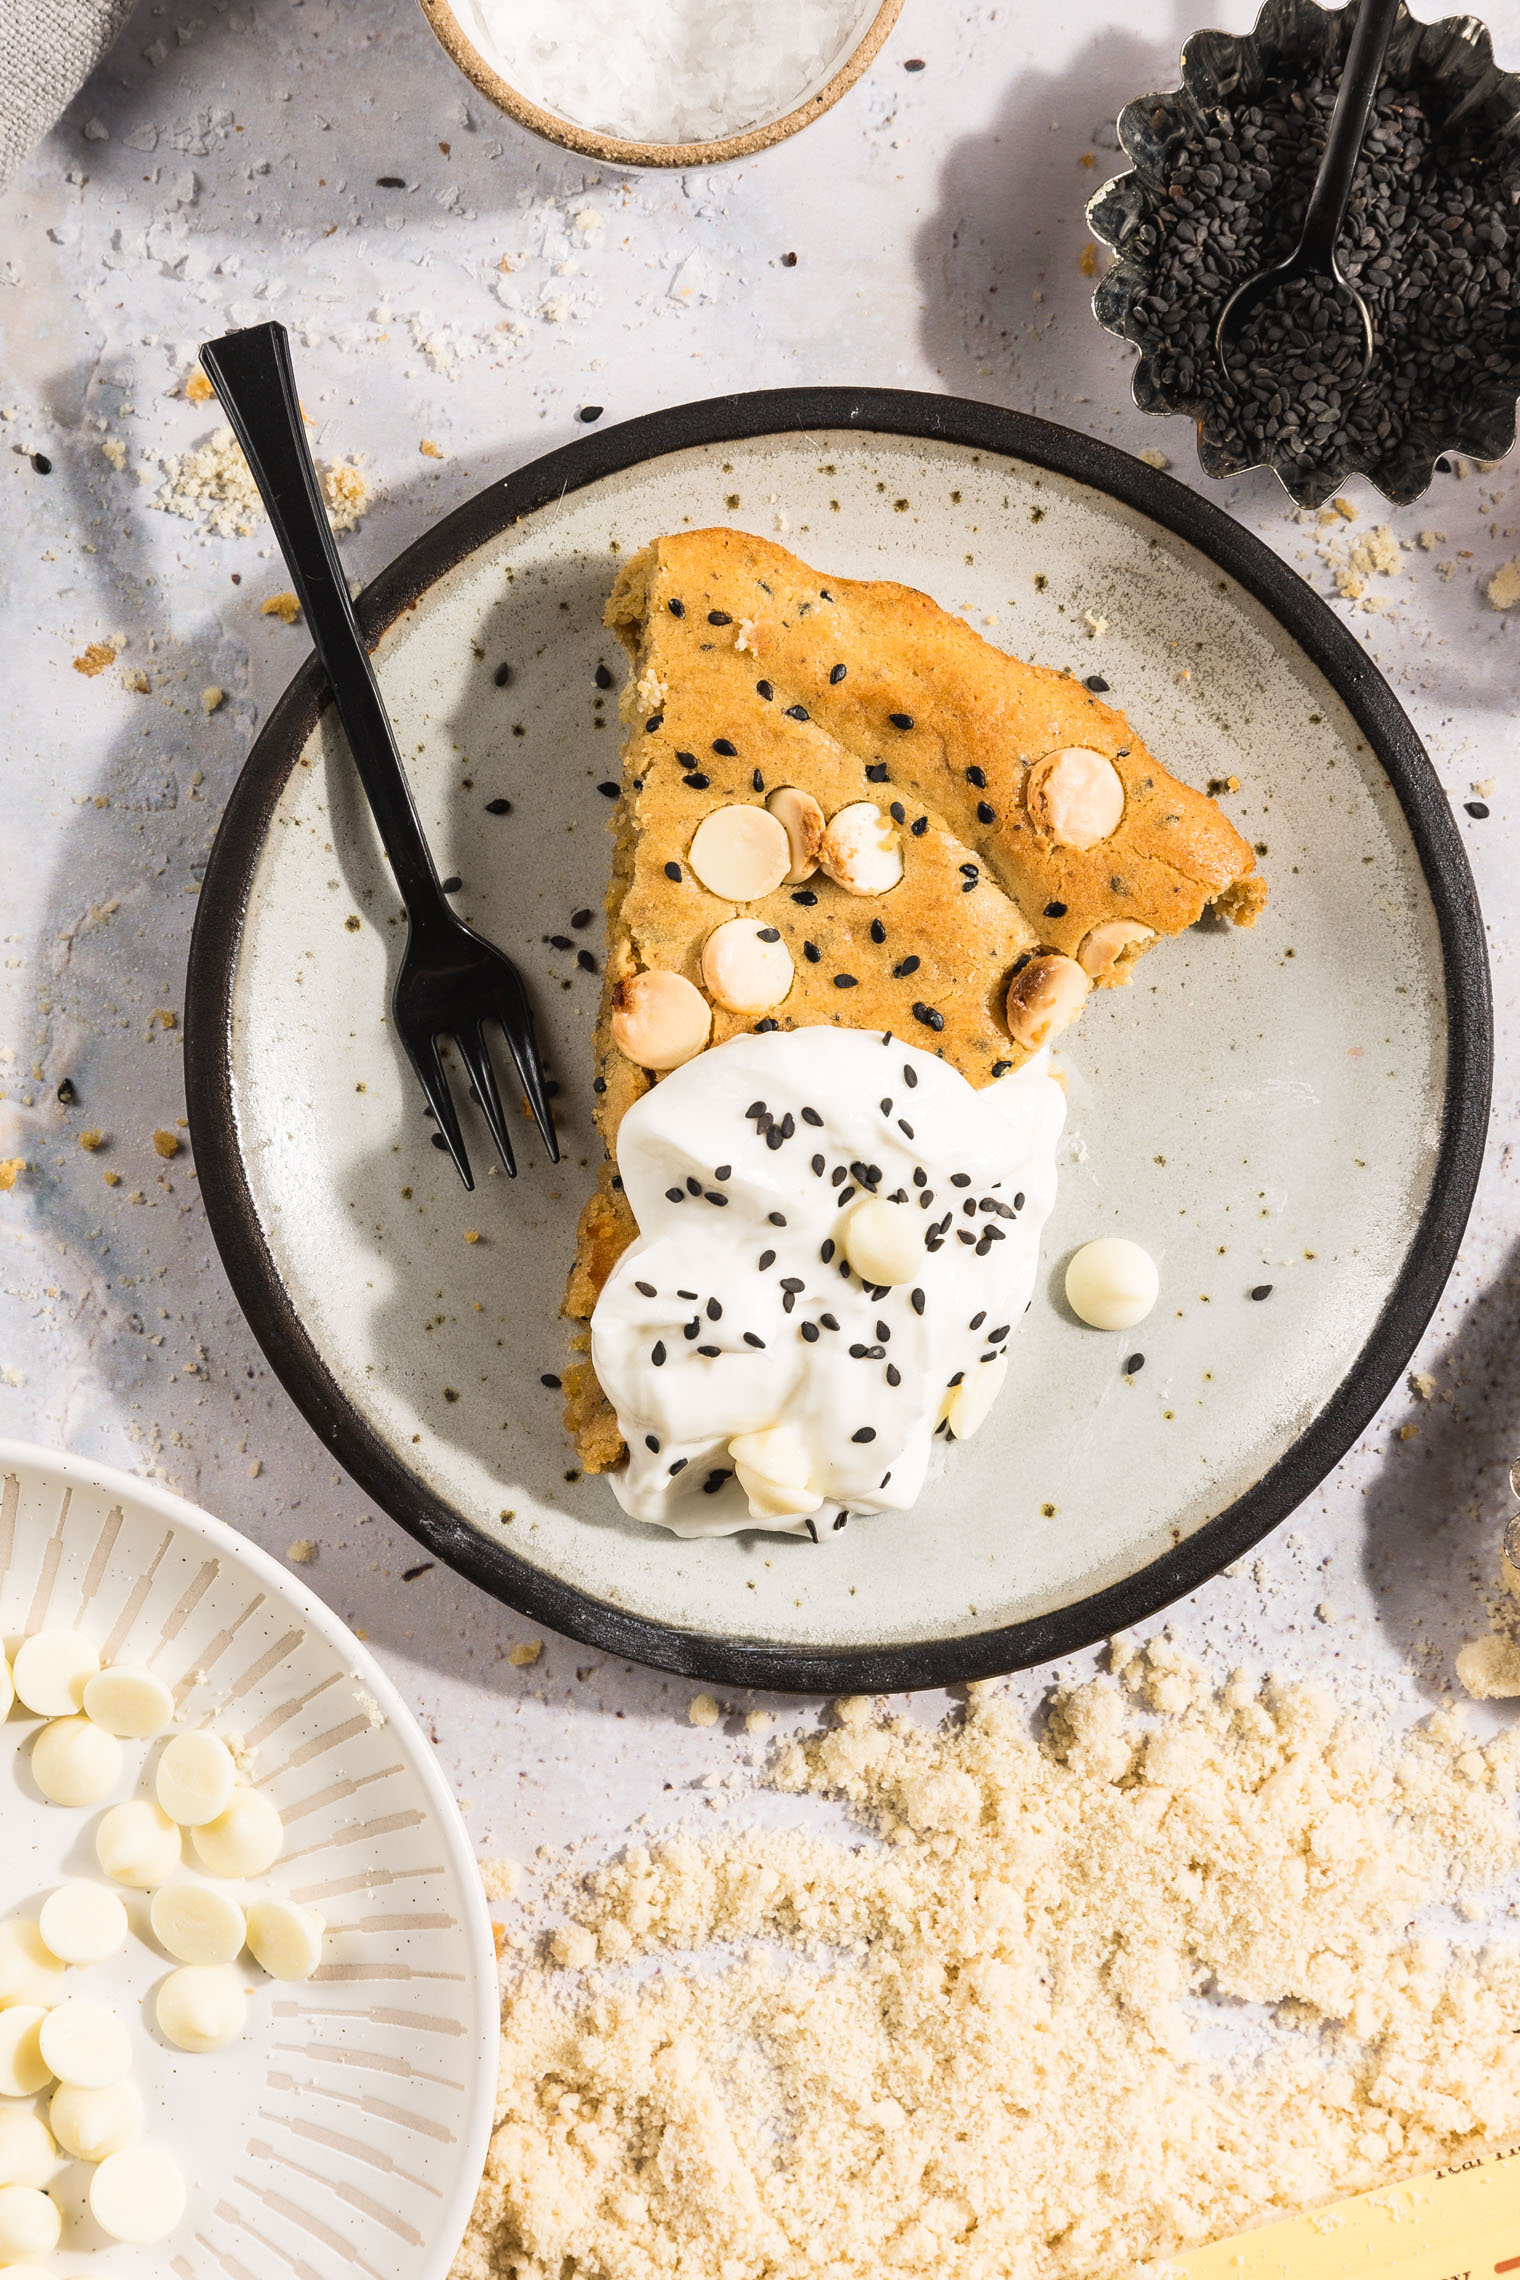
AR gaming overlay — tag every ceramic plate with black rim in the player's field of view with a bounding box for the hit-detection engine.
[184,390,1490,1693]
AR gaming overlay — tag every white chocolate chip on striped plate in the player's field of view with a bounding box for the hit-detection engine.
[1025,747,1126,849]
[83,1665,174,1739]
[50,2079,144,2163]
[687,803,791,901]
[764,785,824,883]
[819,802,902,895]
[31,1716,123,1808]
[1078,919,1155,979]
[95,1800,182,1889]
[12,1631,99,1717]
[1005,952,1090,1052]
[191,1785,284,1878]
[89,2145,187,2244]
[701,920,794,1014]
[38,1882,129,1966]
[155,1729,236,1827]
[610,970,712,1072]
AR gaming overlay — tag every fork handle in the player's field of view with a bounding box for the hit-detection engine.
[199,321,442,917]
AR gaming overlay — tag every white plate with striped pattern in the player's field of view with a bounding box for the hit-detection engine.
[0,1438,498,2280]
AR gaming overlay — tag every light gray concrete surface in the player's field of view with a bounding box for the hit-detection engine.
[2,0,1519,1873]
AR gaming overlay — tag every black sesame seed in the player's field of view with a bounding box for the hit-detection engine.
[890,801,906,823]
[849,1342,869,1359]
[597,782,620,799]
[910,815,929,837]
[708,610,733,625]
[753,768,765,792]
[766,1126,784,1151]
[768,1212,786,1225]
[485,796,512,814]
[757,927,781,944]
[910,1288,926,1314]
[698,1343,720,1357]
[902,1066,917,1088]
[493,662,513,687]
[548,934,573,950]
[755,1018,780,1032]
[702,1468,731,1493]
[651,1341,667,1366]
[811,1152,826,1174]
[835,973,859,988]
[441,876,463,894]
[678,1290,698,1300]
[645,1433,660,1452]
[892,956,920,978]
[792,889,818,905]
[830,663,847,683]
[686,1176,702,1196]
[801,1320,820,1343]
[977,801,995,824]
[644,714,662,734]
[571,907,593,928]
[682,772,711,790]
[820,1239,835,1263]
[665,861,683,882]
[886,1364,901,1387]
[743,1332,766,1348]
[376,174,407,187]
[707,1297,723,1320]
[595,663,615,689]
[665,1186,685,1203]
[1466,801,1490,819]
[634,1279,657,1297]
[713,739,737,756]
[540,1372,562,1388]
[966,766,986,788]
[1013,1192,1024,1210]
[784,704,810,722]
[1085,675,1109,693]
[669,1456,687,1474]
[888,712,914,731]
[756,679,774,700]
[1126,1352,1145,1374]
[911,1002,944,1031]
[804,941,821,963]
[676,751,698,765]
[870,918,886,944]
[801,1105,824,1126]
[991,1059,1011,1078]
[758,1249,776,1270]
[706,1191,729,1206]
[820,1312,840,1331]
[852,1426,876,1442]
[1251,1283,1273,1301]
[1044,900,1068,918]
[780,1276,804,1292]
[865,763,889,783]
[577,949,598,972]
[831,1165,846,1186]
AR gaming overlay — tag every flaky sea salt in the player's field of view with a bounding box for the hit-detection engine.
[453,0,878,146]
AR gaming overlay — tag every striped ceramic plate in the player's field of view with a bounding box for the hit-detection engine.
[0,1438,497,2280]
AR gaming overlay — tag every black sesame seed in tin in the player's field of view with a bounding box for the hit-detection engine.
[1251,1283,1273,1301]
[713,737,737,756]
[441,876,463,893]
[708,610,733,626]
[577,950,598,972]
[888,712,914,731]
[493,662,513,687]
[893,956,921,978]
[571,907,593,928]
[549,934,573,951]
[595,782,620,800]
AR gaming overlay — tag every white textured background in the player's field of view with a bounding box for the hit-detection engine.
[2,0,1520,1890]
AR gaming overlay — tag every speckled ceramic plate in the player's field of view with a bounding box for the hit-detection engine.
[184,391,1490,1692]
[0,1437,498,2279]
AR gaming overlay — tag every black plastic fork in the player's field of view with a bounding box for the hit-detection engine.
[199,320,558,1189]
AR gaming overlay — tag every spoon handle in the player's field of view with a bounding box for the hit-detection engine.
[1300,0,1401,266]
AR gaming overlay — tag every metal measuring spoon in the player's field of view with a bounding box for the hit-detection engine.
[1214,0,1400,385]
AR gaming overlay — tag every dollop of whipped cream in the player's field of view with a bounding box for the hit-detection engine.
[590,1027,1065,1539]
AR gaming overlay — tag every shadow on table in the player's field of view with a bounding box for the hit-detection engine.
[1357,1229,1520,1705]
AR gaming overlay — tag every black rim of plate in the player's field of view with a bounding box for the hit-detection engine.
[184,387,1492,1695]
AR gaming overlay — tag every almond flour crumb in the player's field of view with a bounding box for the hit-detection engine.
[454,1649,1520,2280]
[1137,446,1170,469]
[184,367,215,403]
[152,1129,180,1159]
[479,1857,522,1901]
[72,634,125,677]
[152,425,368,540]
[285,1537,318,1564]
[508,1640,543,1668]
[687,1692,720,1727]
[201,686,225,714]
[1487,558,1520,610]
[0,1159,25,1191]
[321,459,369,533]
[1456,1633,1520,1699]
[261,592,302,625]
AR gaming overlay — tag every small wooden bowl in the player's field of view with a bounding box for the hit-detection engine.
[416,0,904,168]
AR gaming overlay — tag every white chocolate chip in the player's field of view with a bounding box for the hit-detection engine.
[700,919,794,1014]
[764,785,824,883]
[1065,1236,1159,1330]
[1077,919,1156,980]
[0,1919,69,2008]
[50,2079,144,2163]
[155,1730,236,1827]
[191,1786,283,1878]
[12,1630,99,1716]
[728,1426,823,1522]
[687,802,791,901]
[818,802,902,895]
[0,2185,61,2264]
[0,2110,55,2190]
[1005,953,1090,1052]
[610,969,711,1072]
[842,1194,924,1286]
[1025,747,1126,849]
[31,1714,122,1807]
[155,1962,248,2052]
[83,1665,175,1739]
[0,2011,51,2099]
[38,1999,131,2091]
[89,2145,187,2244]
[38,1882,129,1966]
[943,1350,1010,1440]
[245,1897,325,1982]
[151,1882,247,1968]
[96,1799,183,1889]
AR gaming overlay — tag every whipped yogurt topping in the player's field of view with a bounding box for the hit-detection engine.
[590,1027,1065,1538]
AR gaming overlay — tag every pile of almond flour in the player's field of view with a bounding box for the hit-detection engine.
[455,1640,1520,2280]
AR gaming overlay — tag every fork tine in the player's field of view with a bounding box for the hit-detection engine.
[454,1027,517,1180]
[403,1031,473,1192]
[504,1017,560,1164]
